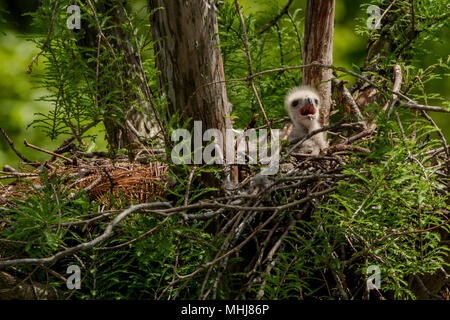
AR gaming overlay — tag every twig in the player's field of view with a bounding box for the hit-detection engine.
[257,0,294,35]
[0,173,39,180]
[332,78,366,127]
[398,103,450,113]
[0,128,34,164]
[86,0,117,59]
[386,64,403,118]
[286,11,302,60]
[275,23,284,66]
[97,217,170,250]
[153,187,335,215]
[254,117,290,130]
[413,275,443,300]
[325,144,371,154]
[126,120,148,146]
[395,111,410,154]
[410,0,416,40]
[58,210,118,227]
[421,110,450,195]
[24,139,73,164]
[53,120,100,155]
[198,62,447,115]
[184,167,198,206]
[344,124,376,145]
[368,0,397,42]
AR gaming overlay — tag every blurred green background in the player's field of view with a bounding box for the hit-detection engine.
[0,0,449,169]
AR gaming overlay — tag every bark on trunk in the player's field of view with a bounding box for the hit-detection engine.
[303,0,335,130]
[148,0,231,134]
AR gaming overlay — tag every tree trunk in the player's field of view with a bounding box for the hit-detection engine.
[303,0,335,130]
[148,0,231,134]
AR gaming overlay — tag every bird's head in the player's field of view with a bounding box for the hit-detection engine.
[284,86,321,128]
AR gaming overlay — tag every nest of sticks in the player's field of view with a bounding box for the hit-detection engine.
[0,150,169,207]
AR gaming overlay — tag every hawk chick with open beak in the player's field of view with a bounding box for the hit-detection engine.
[284,86,327,155]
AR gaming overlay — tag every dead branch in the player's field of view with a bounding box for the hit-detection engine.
[0,128,34,165]
[398,103,450,113]
[332,78,366,127]
[24,139,73,164]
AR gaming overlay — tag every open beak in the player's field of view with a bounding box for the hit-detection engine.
[300,103,316,119]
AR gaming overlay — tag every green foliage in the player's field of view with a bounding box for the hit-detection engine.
[74,217,215,299]
[2,168,93,257]
[22,0,157,153]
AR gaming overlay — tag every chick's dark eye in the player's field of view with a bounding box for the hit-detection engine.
[292,100,299,107]
[314,99,319,104]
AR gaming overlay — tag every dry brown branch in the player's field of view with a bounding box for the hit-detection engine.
[386,64,403,113]
[0,128,34,165]
[0,172,39,180]
[398,103,450,113]
[24,139,73,163]
[332,78,366,127]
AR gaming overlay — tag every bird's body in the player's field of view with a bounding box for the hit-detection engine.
[284,86,327,155]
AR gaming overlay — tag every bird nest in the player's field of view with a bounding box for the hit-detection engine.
[0,153,169,207]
